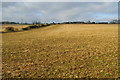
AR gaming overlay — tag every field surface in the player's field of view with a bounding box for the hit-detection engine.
[2,24,118,78]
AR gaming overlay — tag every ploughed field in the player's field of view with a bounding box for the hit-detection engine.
[2,24,118,78]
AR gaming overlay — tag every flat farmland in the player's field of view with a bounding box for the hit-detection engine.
[2,24,118,78]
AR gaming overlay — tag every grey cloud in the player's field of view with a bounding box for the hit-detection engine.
[2,2,118,23]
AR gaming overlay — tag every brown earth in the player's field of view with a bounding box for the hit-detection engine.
[2,24,118,78]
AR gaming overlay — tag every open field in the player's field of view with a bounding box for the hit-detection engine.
[2,24,118,78]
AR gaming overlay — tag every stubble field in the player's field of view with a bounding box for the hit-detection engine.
[2,24,118,78]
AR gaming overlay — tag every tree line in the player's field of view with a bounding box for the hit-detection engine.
[1,19,120,24]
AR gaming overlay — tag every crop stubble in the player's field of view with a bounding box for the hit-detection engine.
[2,24,118,78]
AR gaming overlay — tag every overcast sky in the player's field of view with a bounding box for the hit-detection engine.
[2,2,118,23]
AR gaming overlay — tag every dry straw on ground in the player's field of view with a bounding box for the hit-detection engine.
[2,24,118,78]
